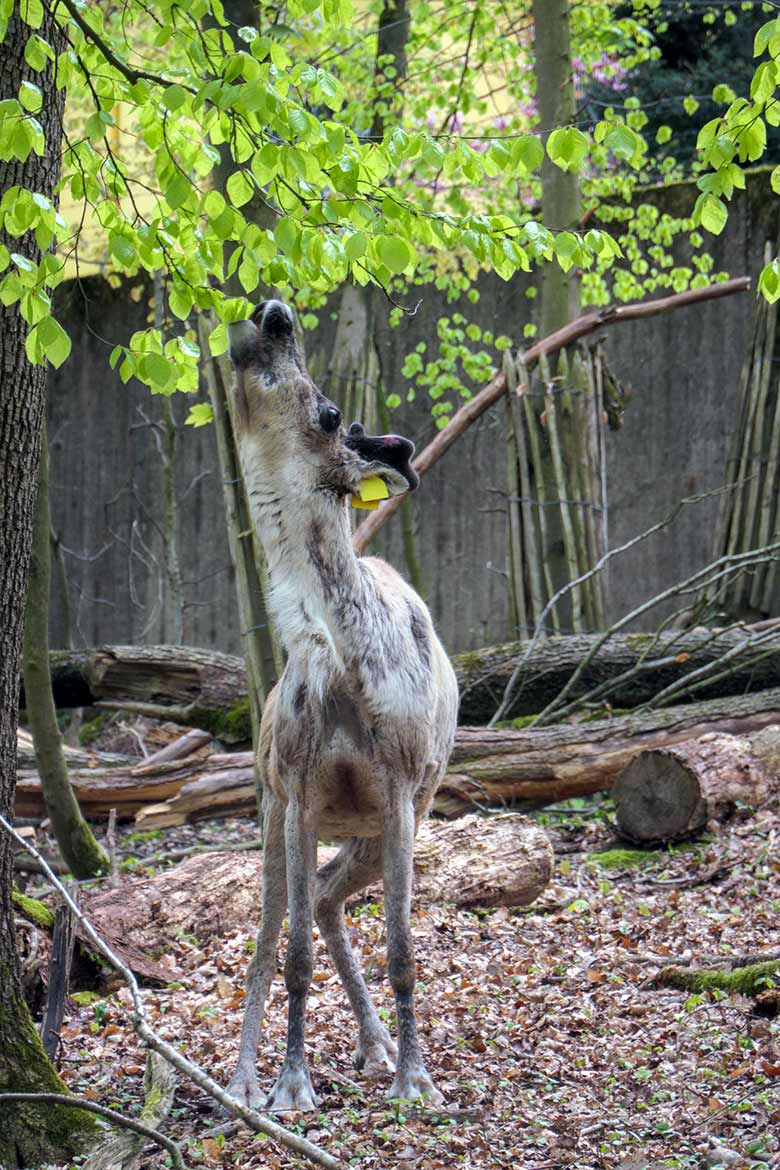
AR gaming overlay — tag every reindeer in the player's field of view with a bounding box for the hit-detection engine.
[224,300,459,1113]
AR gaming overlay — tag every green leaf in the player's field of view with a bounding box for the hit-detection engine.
[24,34,54,72]
[656,125,672,145]
[109,235,136,269]
[759,260,780,303]
[186,402,214,427]
[164,171,192,210]
[698,194,728,235]
[712,84,736,105]
[546,126,589,172]
[377,235,413,274]
[512,135,544,172]
[161,84,189,112]
[604,124,638,164]
[226,170,254,208]
[20,0,43,28]
[683,96,700,116]
[344,231,366,261]
[209,322,228,356]
[18,81,42,113]
[27,314,71,367]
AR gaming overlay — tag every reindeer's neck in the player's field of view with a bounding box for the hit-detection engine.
[241,458,367,662]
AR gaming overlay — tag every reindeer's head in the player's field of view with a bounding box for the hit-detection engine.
[227,300,418,505]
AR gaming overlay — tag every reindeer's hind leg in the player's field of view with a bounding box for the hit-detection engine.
[315,838,398,1079]
[227,793,287,1109]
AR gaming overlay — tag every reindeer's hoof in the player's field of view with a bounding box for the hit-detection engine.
[387,1066,444,1108]
[225,1069,265,1113]
[265,1063,319,1113]
[355,1031,398,1079]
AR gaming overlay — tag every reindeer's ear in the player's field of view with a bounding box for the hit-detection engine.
[345,422,419,493]
[227,319,258,368]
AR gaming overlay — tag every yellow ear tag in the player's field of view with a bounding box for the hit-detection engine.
[351,475,389,510]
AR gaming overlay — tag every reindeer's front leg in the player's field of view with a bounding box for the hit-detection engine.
[265,793,319,1112]
[383,797,443,1106]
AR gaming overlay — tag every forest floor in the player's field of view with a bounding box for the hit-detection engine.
[15,721,780,1170]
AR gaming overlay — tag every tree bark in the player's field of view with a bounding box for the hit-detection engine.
[613,725,780,844]
[0,4,98,1163]
[22,416,109,877]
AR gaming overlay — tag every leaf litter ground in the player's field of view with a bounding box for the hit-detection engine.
[27,802,780,1170]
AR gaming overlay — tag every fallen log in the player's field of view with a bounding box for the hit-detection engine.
[18,686,780,824]
[456,622,780,723]
[613,725,780,844]
[14,751,251,820]
[32,623,780,732]
[83,815,552,964]
[33,645,251,743]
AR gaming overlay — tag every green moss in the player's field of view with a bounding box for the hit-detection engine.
[588,848,661,869]
[70,991,103,1007]
[658,960,780,997]
[625,633,654,649]
[496,713,539,730]
[0,988,100,1164]
[193,697,252,743]
[12,887,55,930]
[78,711,112,746]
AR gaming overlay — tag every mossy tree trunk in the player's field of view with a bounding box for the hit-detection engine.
[0,3,100,1162]
[22,418,109,879]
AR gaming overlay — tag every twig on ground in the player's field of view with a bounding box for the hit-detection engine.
[0,814,344,1170]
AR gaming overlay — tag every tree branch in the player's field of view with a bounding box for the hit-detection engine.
[352,277,752,554]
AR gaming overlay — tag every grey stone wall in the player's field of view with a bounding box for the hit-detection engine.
[46,173,779,655]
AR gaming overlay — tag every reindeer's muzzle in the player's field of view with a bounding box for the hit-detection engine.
[253,299,294,340]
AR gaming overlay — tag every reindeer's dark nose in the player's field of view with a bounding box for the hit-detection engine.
[256,299,294,339]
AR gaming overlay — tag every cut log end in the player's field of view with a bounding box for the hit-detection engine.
[613,729,773,845]
[614,751,705,844]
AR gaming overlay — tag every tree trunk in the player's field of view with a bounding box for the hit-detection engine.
[613,725,780,844]
[534,0,579,338]
[0,3,98,1162]
[22,417,109,878]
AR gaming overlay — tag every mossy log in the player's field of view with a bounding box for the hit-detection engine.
[613,725,780,844]
[27,645,252,742]
[32,626,780,732]
[653,960,780,1002]
[454,624,780,723]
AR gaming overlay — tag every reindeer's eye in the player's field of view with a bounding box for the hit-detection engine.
[319,404,342,434]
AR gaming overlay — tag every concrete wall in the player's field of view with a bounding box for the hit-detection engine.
[47,173,779,655]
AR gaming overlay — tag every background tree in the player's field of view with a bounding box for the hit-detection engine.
[0,4,99,1163]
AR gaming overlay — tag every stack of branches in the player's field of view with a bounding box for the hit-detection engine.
[711,240,780,620]
[504,343,623,637]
